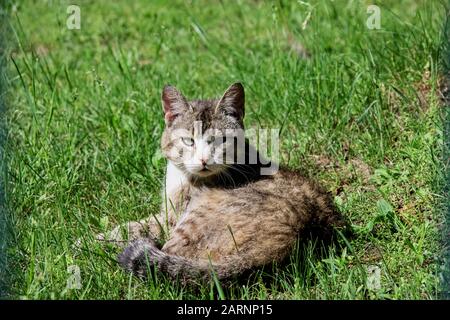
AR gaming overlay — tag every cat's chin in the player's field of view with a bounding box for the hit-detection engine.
[185,167,224,179]
[189,170,218,179]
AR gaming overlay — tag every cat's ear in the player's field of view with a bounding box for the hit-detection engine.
[162,85,190,124]
[215,82,245,120]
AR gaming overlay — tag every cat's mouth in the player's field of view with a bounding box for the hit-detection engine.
[181,163,224,178]
[194,165,221,177]
[197,167,213,176]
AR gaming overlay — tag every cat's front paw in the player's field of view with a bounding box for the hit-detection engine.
[95,225,126,244]
[74,218,161,250]
[73,225,127,250]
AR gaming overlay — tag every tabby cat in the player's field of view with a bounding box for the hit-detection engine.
[117,83,346,282]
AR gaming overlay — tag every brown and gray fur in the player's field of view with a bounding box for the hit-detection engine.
[116,83,346,283]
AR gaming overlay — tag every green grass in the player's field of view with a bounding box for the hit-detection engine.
[3,0,448,299]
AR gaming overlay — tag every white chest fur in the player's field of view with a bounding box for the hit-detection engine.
[163,161,188,202]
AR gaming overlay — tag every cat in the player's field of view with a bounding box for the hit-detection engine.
[116,83,347,283]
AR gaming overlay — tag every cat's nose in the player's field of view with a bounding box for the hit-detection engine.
[200,159,207,167]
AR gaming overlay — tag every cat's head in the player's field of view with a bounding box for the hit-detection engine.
[161,83,245,179]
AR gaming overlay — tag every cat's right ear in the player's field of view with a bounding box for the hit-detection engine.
[215,83,245,121]
[162,85,190,124]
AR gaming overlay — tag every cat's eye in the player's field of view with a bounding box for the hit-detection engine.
[206,136,215,144]
[181,137,194,147]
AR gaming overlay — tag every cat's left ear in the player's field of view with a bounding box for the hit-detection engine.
[162,85,190,124]
[215,82,245,121]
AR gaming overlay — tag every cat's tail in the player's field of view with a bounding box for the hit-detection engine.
[118,238,249,282]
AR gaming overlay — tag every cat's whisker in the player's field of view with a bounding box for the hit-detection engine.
[219,169,237,188]
[225,164,253,185]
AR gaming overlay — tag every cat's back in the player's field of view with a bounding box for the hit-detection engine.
[188,166,334,222]
[164,167,337,262]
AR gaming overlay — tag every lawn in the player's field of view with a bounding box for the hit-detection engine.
[2,0,448,299]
